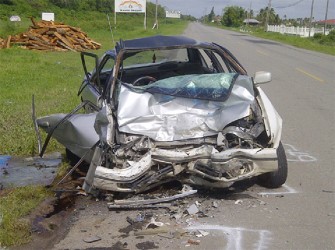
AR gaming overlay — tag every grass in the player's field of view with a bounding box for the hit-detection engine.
[0,12,188,247]
[250,29,335,56]
[0,14,188,156]
[0,186,51,246]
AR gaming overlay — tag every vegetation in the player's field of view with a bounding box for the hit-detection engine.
[0,186,51,246]
[221,6,245,27]
[256,7,281,25]
[0,2,188,157]
[247,27,335,55]
[203,5,334,56]
[0,1,188,247]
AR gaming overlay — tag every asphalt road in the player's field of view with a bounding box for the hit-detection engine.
[42,23,334,250]
[183,22,335,249]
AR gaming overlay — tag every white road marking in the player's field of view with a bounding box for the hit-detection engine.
[284,143,317,162]
[296,68,324,82]
[186,224,272,250]
[258,184,298,196]
[257,50,268,56]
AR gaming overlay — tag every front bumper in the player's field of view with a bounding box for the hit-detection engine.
[84,146,278,193]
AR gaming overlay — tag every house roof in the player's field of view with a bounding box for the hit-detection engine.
[243,19,260,24]
[315,19,335,25]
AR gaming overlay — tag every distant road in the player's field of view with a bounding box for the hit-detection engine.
[183,22,335,249]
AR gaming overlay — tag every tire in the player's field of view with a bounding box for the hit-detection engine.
[65,148,89,171]
[257,142,288,188]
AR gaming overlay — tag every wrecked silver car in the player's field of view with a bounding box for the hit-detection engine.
[35,35,287,193]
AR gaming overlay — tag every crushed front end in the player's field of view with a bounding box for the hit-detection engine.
[83,74,282,194]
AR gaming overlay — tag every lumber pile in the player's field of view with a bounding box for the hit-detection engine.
[0,18,101,51]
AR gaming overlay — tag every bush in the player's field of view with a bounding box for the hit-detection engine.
[313,33,322,39]
[327,29,335,41]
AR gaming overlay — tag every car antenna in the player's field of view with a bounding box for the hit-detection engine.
[106,13,115,45]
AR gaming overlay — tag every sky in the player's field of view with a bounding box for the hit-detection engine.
[149,0,335,21]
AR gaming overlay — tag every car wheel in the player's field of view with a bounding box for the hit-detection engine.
[257,142,288,188]
[65,148,89,171]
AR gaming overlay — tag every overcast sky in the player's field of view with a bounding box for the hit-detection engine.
[149,0,334,21]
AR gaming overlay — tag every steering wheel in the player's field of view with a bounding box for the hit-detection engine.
[132,76,157,86]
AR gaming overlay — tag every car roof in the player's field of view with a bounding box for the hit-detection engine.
[115,35,214,51]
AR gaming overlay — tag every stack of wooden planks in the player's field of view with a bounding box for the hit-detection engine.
[0,18,101,51]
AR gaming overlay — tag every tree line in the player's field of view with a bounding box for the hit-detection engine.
[0,0,197,21]
[205,6,315,27]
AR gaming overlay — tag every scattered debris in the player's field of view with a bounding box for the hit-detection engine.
[235,199,243,205]
[259,200,267,205]
[212,201,219,208]
[187,239,201,245]
[0,18,100,51]
[83,235,101,243]
[134,226,169,236]
[111,241,129,249]
[108,204,171,210]
[195,230,209,237]
[186,204,199,215]
[135,241,159,250]
[145,218,165,229]
[108,189,197,209]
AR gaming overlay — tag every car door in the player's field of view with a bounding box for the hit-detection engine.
[78,51,116,112]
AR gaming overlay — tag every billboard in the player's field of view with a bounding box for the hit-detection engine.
[166,10,181,19]
[115,0,146,13]
[42,12,55,21]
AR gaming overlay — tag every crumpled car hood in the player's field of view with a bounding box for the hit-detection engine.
[117,74,255,141]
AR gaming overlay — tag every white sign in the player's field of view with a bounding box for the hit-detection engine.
[42,12,54,21]
[10,15,21,22]
[115,0,146,13]
[166,10,181,19]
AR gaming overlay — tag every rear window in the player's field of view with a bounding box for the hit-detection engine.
[122,49,189,68]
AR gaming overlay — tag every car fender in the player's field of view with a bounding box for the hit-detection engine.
[256,87,282,148]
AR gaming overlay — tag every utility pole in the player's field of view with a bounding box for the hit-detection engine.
[154,0,158,29]
[324,0,329,35]
[309,0,314,37]
[265,0,272,31]
[247,1,252,30]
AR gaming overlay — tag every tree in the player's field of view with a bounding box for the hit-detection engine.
[256,7,281,25]
[208,6,215,22]
[0,0,14,4]
[221,6,245,27]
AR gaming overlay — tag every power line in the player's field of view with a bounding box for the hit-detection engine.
[274,0,306,9]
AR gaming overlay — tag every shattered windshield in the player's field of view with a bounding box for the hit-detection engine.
[123,73,239,101]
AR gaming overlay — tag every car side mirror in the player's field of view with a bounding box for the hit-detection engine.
[253,71,272,85]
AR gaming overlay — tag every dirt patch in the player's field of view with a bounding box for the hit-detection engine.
[136,241,159,249]
[11,193,76,250]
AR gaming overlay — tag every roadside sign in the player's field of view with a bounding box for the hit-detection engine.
[115,0,146,13]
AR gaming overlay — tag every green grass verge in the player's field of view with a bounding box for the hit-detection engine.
[0,12,187,248]
[0,186,51,246]
[251,29,335,56]
[0,14,188,156]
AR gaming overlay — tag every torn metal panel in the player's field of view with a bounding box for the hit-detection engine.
[0,153,62,188]
[109,189,197,206]
[117,75,255,141]
[37,113,99,161]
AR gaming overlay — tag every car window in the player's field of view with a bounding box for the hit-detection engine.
[122,49,189,68]
[197,49,230,73]
[92,55,115,91]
